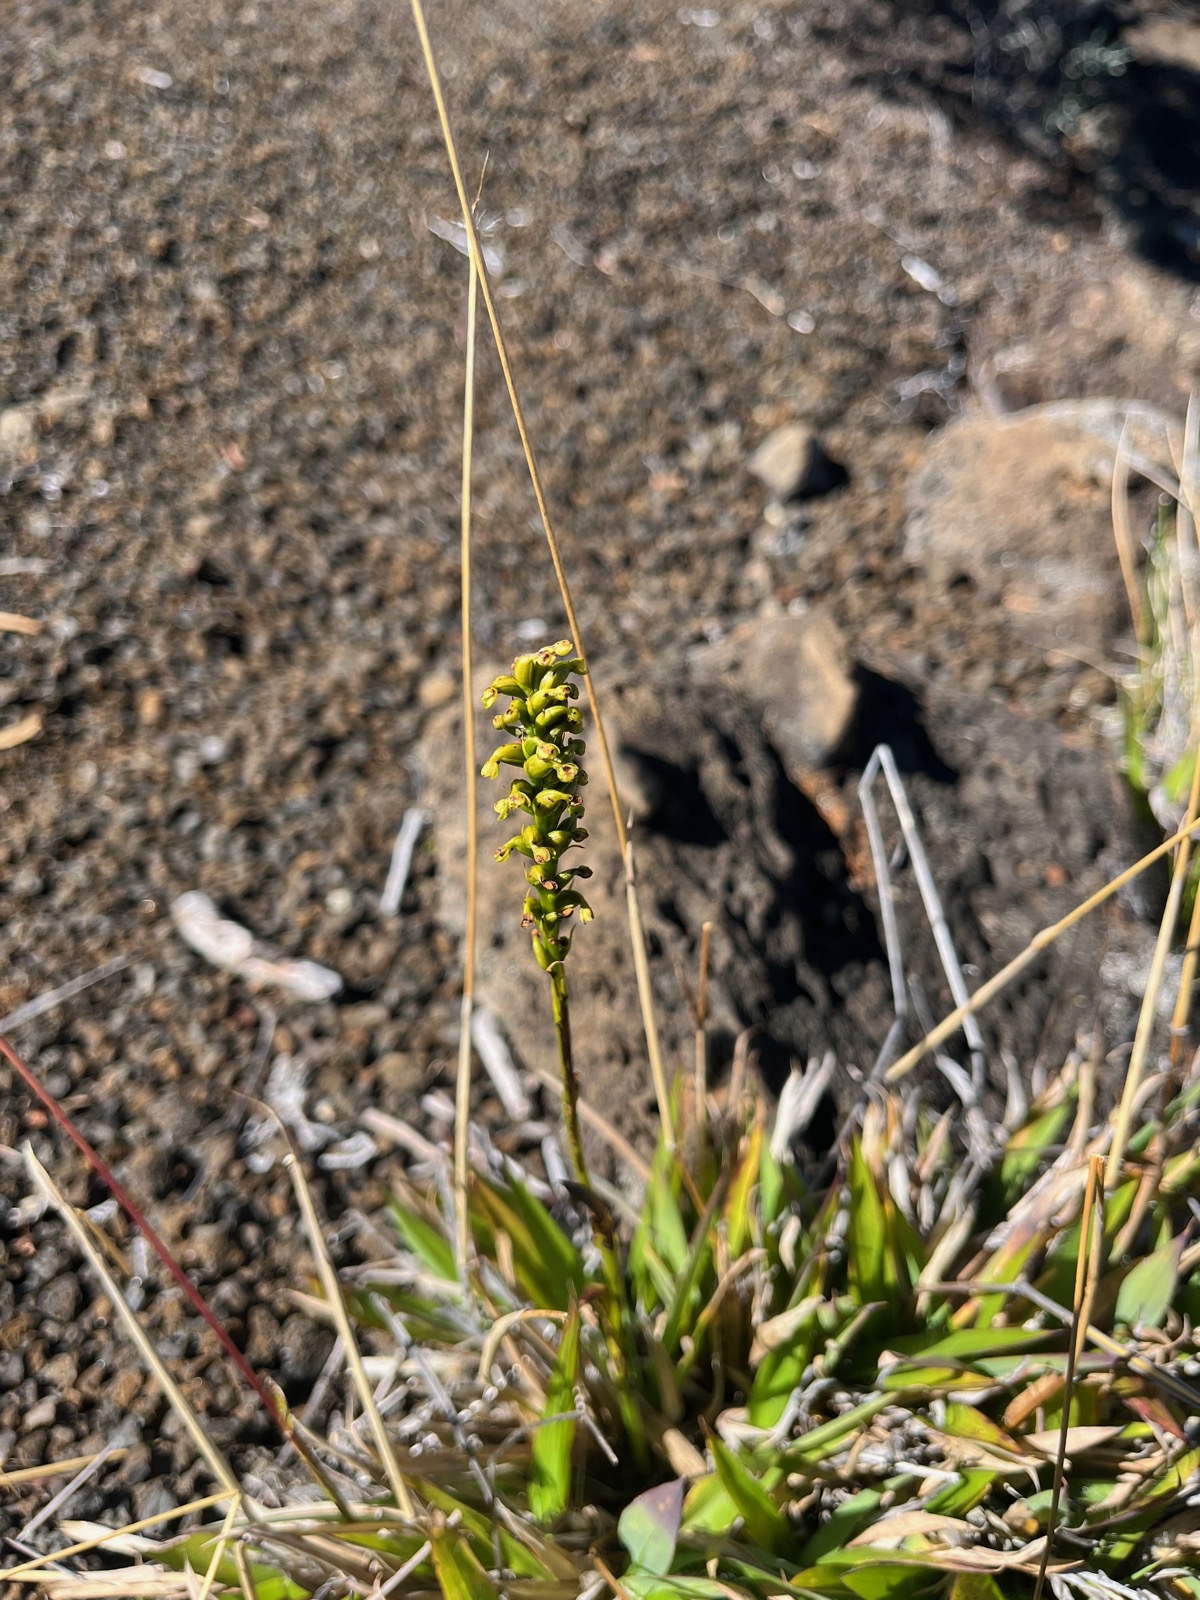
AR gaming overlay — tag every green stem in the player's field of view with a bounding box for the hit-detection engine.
[550,963,647,1466]
[551,964,589,1188]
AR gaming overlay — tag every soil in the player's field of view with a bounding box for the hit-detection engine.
[2,0,1200,1565]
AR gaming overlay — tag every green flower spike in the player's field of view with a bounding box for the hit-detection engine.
[483,643,640,1444]
[482,641,593,974]
[482,641,594,1185]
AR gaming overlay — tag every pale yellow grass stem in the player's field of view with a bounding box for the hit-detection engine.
[887,816,1200,1085]
[24,1148,244,1504]
[407,0,672,1146]
[455,249,480,1274]
[3,1492,235,1582]
[1105,747,1200,1191]
[283,1151,415,1517]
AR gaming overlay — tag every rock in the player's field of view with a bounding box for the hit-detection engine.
[1125,15,1200,74]
[417,671,456,710]
[278,1312,334,1388]
[0,407,36,464]
[690,611,859,771]
[748,422,847,502]
[36,1273,81,1325]
[904,400,1179,657]
[0,386,92,467]
[974,273,1199,422]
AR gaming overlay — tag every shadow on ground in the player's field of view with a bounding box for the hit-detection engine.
[830,0,1200,278]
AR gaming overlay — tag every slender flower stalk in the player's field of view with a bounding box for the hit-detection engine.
[482,645,644,1459]
[482,640,593,1184]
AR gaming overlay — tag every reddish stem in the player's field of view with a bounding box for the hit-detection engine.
[2,1033,303,1455]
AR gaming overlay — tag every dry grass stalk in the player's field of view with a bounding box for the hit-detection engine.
[455,247,481,1274]
[406,0,671,1139]
[283,1149,414,1518]
[23,1148,244,1504]
[887,813,1200,1083]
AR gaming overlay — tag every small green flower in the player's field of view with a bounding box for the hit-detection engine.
[482,641,592,970]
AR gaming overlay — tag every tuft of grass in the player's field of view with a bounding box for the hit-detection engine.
[21,1055,1200,1600]
[12,15,1200,1600]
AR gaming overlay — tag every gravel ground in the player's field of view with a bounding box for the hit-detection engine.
[2,0,1199,1564]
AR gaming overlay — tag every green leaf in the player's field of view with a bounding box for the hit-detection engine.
[993,1097,1072,1205]
[710,1436,794,1557]
[157,1535,311,1599]
[759,1134,787,1227]
[883,1325,1058,1362]
[413,1479,564,1580]
[947,1574,1007,1600]
[1115,1234,1182,1331]
[430,1524,501,1600]
[388,1195,457,1282]
[618,1478,685,1575]
[966,1229,1040,1329]
[748,1293,862,1429]
[799,1484,887,1563]
[782,1392,896,1467]
[748,1315,819,1429]
[529,1304,581,1522]
[724,1119,762,1260]
[346,1283,469,1344]
[924,1470,998,1519]
[631,1137,690,1307]
[661,1186,721,1356]
[846,1137,915,1313]
[795,1554,941,1600]
[470,1174,584,1309]
[681,1470,739,1537]
[622,1575,731,1600]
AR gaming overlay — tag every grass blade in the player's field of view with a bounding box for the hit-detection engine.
[529,1304,582,1522]
[283,1149,414,1517]
[23,1146,244,1503]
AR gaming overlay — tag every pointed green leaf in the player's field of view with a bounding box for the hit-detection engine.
[783,1392,896,1467]
[1115,1234,1182,1331]
[799,1484,887,1563]
[414,1479,563,1580]
[157,1535,310,1599]
[529,1304,581,1522]
[662,1186,722,1356]
[948,1576,1007,1600]
[992,1097,1072,1204]
[622,1576,732,1600]
[430,1524,501,1600]
[470,1174,584,1309]
[894,1325,1060,1360]
[681,1470,739,1537]
[709,1436,794,1557]
[924,1470,999,1519]
[847,1137,915,1311]
[724,1120,762,1259]
[388,1196,457,1282]
[630,1132,693,1317]
[618,1478,685,1575]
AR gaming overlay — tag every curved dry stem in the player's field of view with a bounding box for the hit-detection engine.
[1105,751,1200,1190]
[24,1148,244,1504]
[455,251,480,1275]
[886,815,1200,1086]
[407,0,670,1135]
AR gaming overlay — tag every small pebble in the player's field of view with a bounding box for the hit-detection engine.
[36,1273,81,1324]
[24,1395,58,1430]
[417,672,455,710]
[198,734,228,765]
